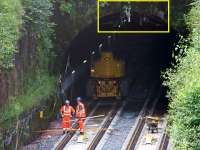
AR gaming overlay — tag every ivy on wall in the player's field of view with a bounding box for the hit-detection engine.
[0,0,22,69]
[0,0,55,70]
[22,0,55,70]
[0,0,56,148]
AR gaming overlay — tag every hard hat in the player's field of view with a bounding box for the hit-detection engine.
[76,97,82,101]
[65,100,70,104]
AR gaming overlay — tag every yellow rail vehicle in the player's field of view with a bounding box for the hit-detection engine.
[88,51,125,99]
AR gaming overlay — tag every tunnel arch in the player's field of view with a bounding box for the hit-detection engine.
[61,12,179,100]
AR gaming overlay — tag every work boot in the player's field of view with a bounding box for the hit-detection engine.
[66,131,70,134]
[63,130,65,134]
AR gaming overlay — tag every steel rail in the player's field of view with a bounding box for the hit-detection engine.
[126,116,145,150]
[54,101,95,150]
[126,84,160,150]
[87,102,121,150]
[159,131,169,150]
[55,128,77,150]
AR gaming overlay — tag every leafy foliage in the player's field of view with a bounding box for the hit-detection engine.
[59,0,75,15]
[0,0,22,69]
[0,0,56,131]
[0,0,55,70]
[0,0,57,149]
[22,0,55,69]
[163,0,200,149]
[0,73,56,129]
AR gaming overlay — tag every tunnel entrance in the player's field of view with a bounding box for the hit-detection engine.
[61,13,178,106]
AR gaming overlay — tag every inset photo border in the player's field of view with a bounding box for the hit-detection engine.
[97,0,170,33]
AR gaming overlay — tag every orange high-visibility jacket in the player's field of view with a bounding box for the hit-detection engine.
[60,105,75,117]
[76,102,86,118]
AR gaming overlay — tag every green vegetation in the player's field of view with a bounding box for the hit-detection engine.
[22,0,55,70]
[0,1,56,148]
[0,73,56,129]
[0,0,22,69]
[0,0,55,69]
[0,0,56,133]
[163,1,200,149]
[60,0,75,15]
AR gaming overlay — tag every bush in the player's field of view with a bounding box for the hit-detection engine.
[163,1,200,149]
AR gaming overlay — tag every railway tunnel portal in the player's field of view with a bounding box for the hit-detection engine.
[60,11,179,105]
[52,13,180,149]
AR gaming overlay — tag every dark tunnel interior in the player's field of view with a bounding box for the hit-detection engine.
[62,13,179,106]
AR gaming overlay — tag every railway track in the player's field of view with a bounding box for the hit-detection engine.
[55,100,121,150]
[156,93,170,150]
[87,102,121,150]
[53,98,169,150]
[125,85,162,150]
[95,82,157,150]
[155,90,170,150]
[125,117,145,150]
[126,87,170,150]
[53,101,96,150]
[53,75,170,150]
[54,128,77,150]
[123,86,160,150]
[159,131,169,150]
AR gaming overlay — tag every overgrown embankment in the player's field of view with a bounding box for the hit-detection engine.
[163,0,200,149]
[0,0,22,69]
[0,0,57,149]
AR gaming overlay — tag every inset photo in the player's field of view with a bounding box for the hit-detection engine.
[97,0,170,33]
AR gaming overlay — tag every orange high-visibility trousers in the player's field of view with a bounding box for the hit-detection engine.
[78,118,84,133]
[60,105,75,130]
[76,102,86,133]
[62,116,71,129]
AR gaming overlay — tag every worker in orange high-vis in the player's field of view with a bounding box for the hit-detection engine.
[76,97,86,135]
[60,100,75,134]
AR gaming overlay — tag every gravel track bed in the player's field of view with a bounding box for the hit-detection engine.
[23,135,60,150]
[101,102,143,150]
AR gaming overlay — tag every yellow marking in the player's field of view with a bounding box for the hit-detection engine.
[144,134,153,144]
[39,111,44,119]
[97,0,170,33]
[77,135,84,143]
